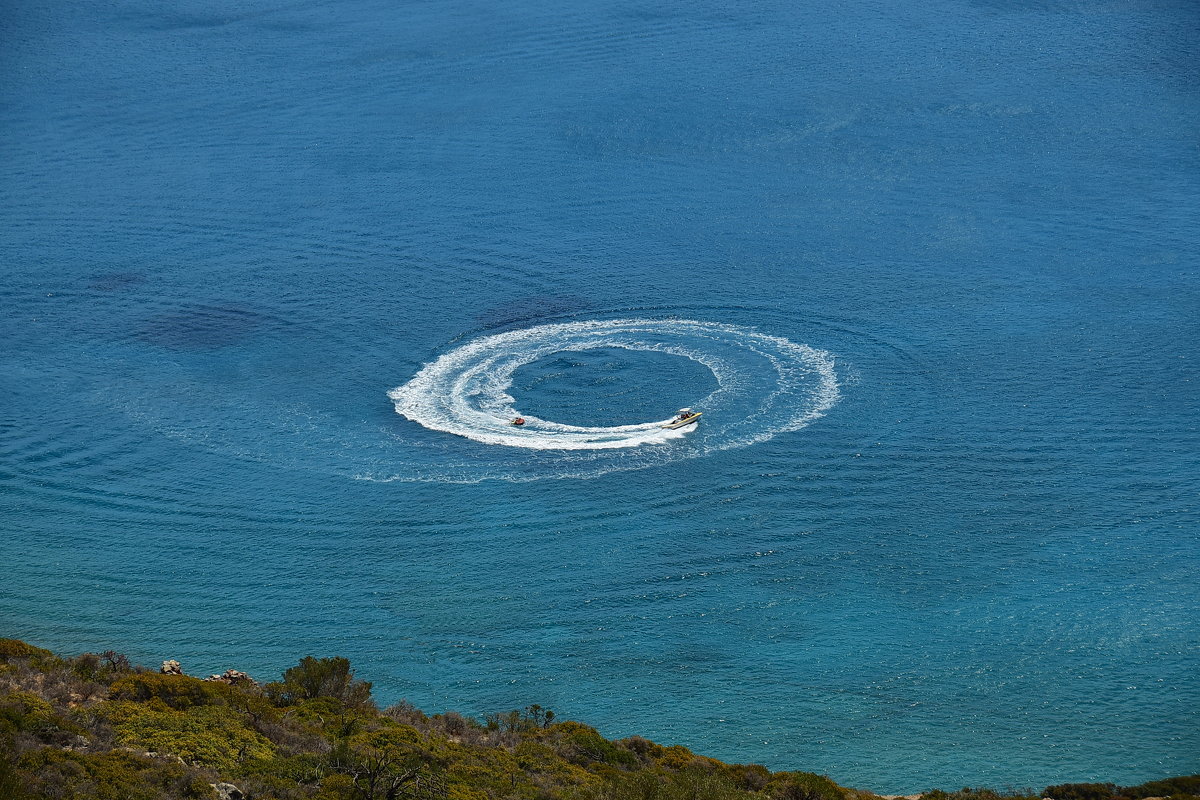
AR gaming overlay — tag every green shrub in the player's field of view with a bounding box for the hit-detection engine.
[109,673,232,710]
[315,772,356,799]
[1045,785,1117,800]
[16,747,216,800]
[617,736,665,764]
[512,738,600,793]
[328,737,430,800]
[0,690,89,746]
[666,766,749,800]
[102,700,274,773]
[0,639,54,662]
[723,762,772,791]
[282,695,380,740]
[0,691,54,729]
[653,744,699,771]
[0,745,23,800]
[587,766,748,800]
[241,751,326,784]
[342,723,436,765]
[70,651,134,683]
[0,639,60,672]
[1121,777,1200,799]
[767,771,846,800]
[272,656,374,710]
[384,700,427,727]
[440,744,526,799]
[550,721,638,769]
[483,709,532,734]
[921,788,1038,800]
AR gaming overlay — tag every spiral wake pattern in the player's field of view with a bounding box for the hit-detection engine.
[388,319,839,463]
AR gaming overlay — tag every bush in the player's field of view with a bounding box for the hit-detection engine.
[282,696,379,740]
[550,721,638,769]
[384,700,427,728]
[590,766,747,800]
[0,639,59,672]
[431,711,477,737]
[767,771,846,800]
[655,744,699,771]
[237,753,328,799]
[71,652,134,683]
[271,657,374,710]
[1045,785,1117,800]
[0,747,22,800]
[109,674,232,710]
[0,690,90,746]
[16,747,216,800]
[0,691,55,731]
[618,736,665,763]
[723,762,772,792]
[921,788,1038,800]
[667,767,748,800]
[102,701,275,773]
[1121,777,1200,799]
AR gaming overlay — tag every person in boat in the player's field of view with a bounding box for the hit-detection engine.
[512,417,526,426]
[677,408,693,421]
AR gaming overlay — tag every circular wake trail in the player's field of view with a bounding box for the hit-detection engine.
[388,319,839,455]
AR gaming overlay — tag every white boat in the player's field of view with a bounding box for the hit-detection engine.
[661,408,702,429]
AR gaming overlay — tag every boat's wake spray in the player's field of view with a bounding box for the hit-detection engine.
[387,319,839,456]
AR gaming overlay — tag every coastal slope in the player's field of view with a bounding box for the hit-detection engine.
[1,639,1195,800]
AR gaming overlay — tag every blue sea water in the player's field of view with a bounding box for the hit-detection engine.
[2,0,1198,791]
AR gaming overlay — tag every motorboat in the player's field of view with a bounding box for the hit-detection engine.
[661,408,702,429]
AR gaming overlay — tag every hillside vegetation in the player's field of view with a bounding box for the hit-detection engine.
[1,639,1195,800]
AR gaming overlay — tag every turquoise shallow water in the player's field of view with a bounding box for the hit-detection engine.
[2,0,1198,791]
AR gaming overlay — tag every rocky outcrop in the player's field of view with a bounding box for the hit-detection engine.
[204,669,256,687]
[160,659,255,686]
[210,783,245,800]
[118,746,186,765]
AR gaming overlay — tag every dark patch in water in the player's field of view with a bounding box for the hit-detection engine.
[141,10,257,31]
[964,0,1085,12]
[138,304,267,350]
[89,272,146,292]
[475,294,590,329]
[137,7,310,33]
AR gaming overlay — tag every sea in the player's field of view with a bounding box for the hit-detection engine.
[1,0,1197,792]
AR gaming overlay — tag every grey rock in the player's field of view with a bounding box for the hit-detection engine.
[210,783,245,800]
[203,669,256,686]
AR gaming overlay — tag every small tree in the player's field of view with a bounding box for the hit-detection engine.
[329,738,445,800]
[275,656,374,709]
[484,710,525,733]
[331,742,419,800]
[524,704,556,728]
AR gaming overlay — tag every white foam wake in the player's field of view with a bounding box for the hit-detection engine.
[388,318,839,453]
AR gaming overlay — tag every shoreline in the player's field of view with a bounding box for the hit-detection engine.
[3,638,1196,800]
